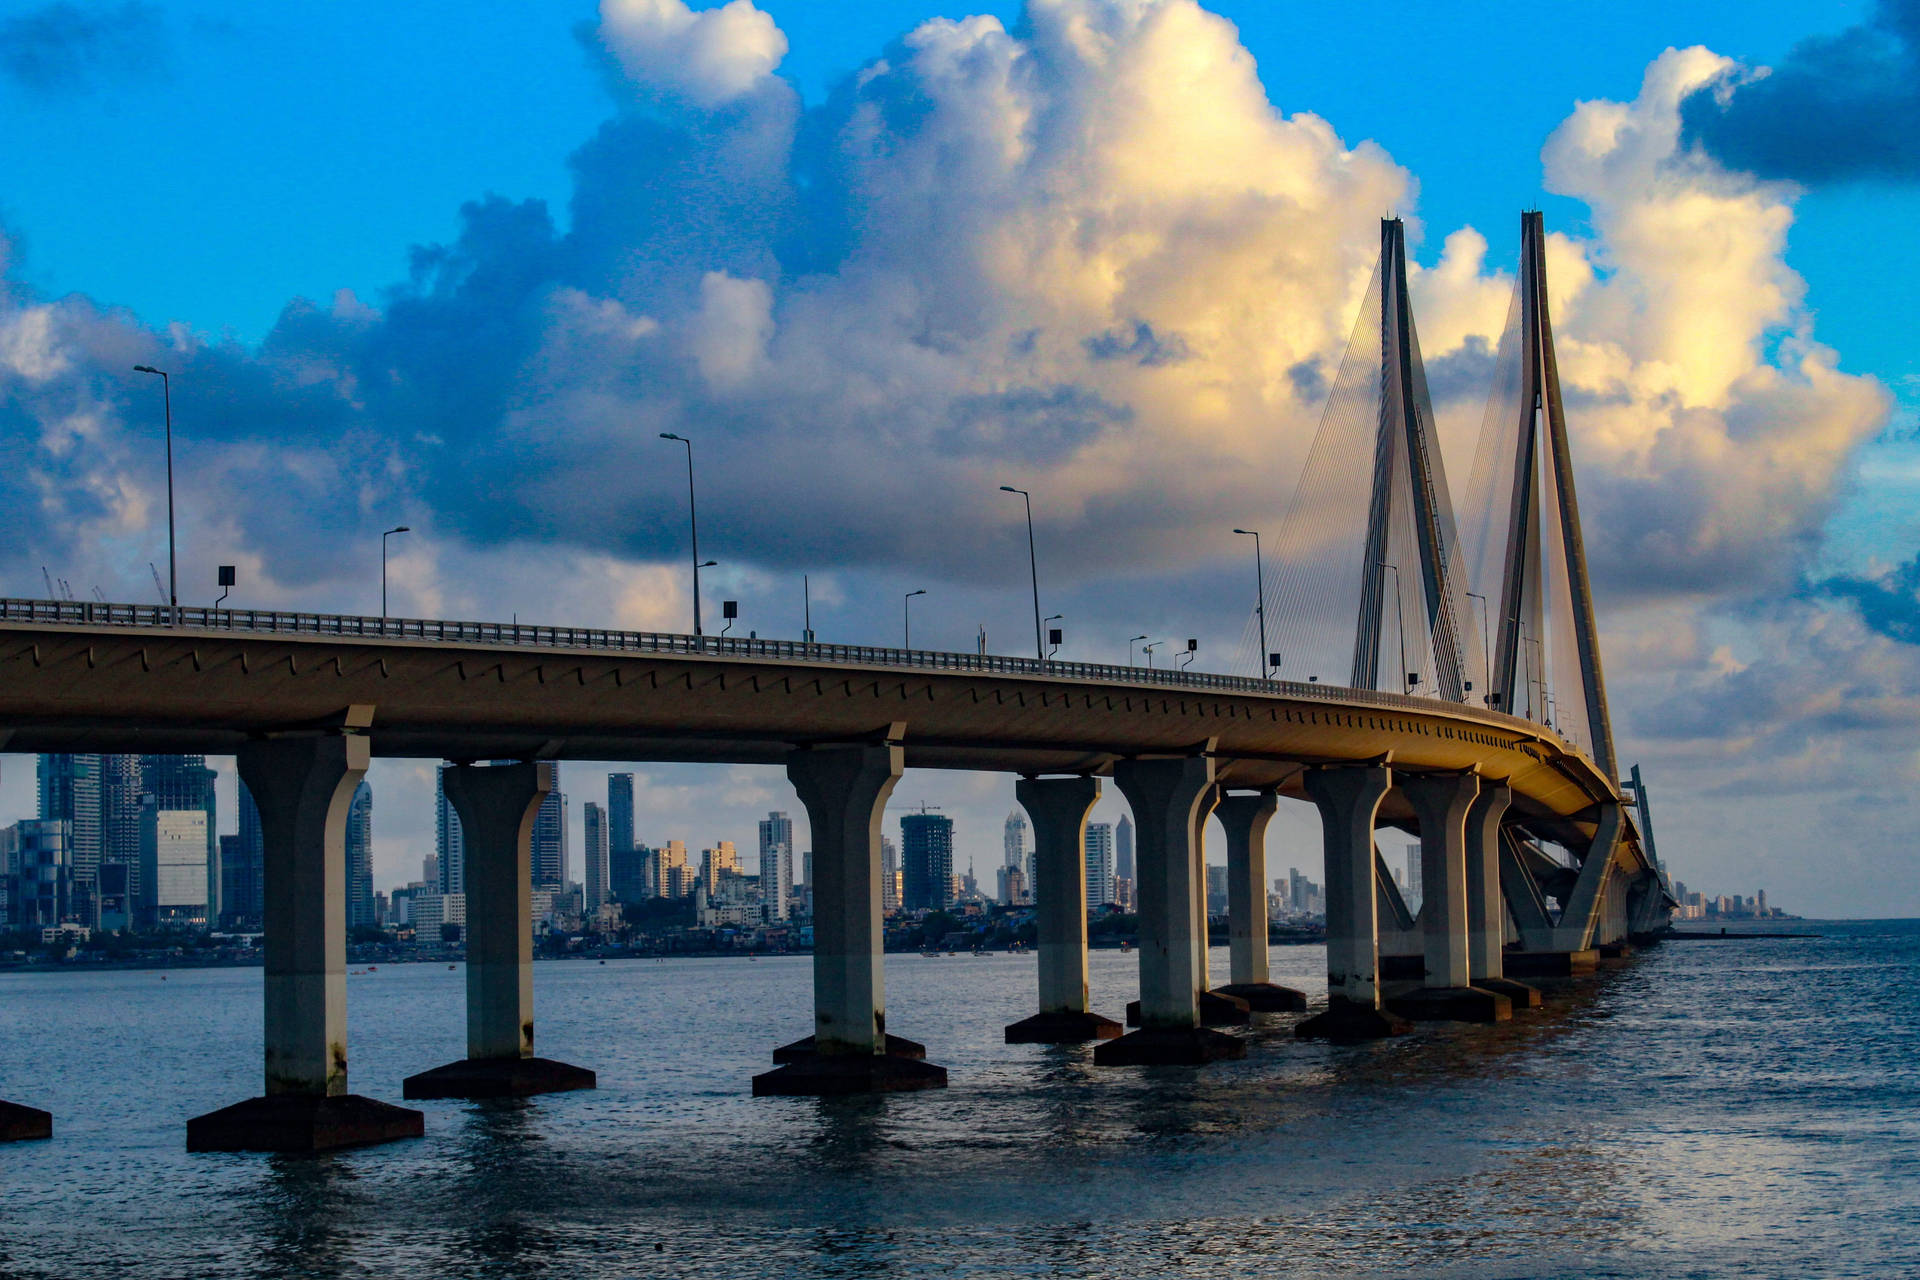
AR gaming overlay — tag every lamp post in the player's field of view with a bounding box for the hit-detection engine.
[659,433,705,635]
[381,526,410,618]
[131,365,176,612]
[904,589,926,649]
[998,486,1043,662]
[1377,561,1411,693]
[1466,591,1492,704]
[1233,528,1273,678]
[1128,634,1147,666]
[1142,638,1162,668]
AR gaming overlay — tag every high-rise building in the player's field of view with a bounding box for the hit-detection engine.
[881,836,901,911]
[1084,822,1114,909]
[583,801,611,914]
[1115,814,1135,883]
[1003,811,1028,869]
[141,756,218,919]
[223,781,265,928]
[997,863,1027,906]
[759,811,794,921]
[435,766,466,896]
[37,756,101,913]
[658,841,690,898]
[8,819,72,927]
[1404,842,1423,914]
[607,773,635,861]
[612,842,650,903]
[345,782,374,931]
[139,805,209,928]
[701,842,741,897]
[531,773,567,890]
[900,810,954,911]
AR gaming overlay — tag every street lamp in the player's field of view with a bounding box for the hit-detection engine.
[903,589,926,649]
[1128,634,1147,666]
[1466,591,1492,705]
[998,486,1043,661]
[1377,561,1413,694]
[381,526,410,618]
[659,433,705,635]
[131,365,176,611]
[1045,613,1063,659]
[1142,638,1162,667]
[1234,528,1275,678]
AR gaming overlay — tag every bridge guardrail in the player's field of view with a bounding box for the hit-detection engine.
[0,597,1580,752]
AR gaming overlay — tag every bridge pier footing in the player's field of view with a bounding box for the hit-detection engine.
[1097,753,1246,1066]
[188,732,423,1153]
[1005,776,1122,1044]
[755,738,947,1095]
[404,762,596,1101]
[1296,764,1410,1041]
[1384,770,1512,1024]
[0,1099,51,1142]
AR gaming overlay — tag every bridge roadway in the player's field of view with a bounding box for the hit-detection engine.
[0,599,1665,1151]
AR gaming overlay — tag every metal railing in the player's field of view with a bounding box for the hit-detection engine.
[0,597,1575,748]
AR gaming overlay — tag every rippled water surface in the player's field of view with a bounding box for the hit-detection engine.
[3,922,1917,1279]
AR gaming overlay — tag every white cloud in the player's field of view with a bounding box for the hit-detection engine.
[596,0,787,106]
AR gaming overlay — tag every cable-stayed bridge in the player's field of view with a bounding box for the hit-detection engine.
[0,214,1671,1151]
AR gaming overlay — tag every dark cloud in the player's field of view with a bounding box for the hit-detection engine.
[1680,0,1920,183]
[1816,552,1920,644]
[1419,336,1496,405]
[1084,321,1191,367]
[0,2,166,94]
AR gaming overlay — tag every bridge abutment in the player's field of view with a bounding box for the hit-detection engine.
[187,730,424,1152]
[1296,764,1410,1041]
[1097,753,1244,1065]
[1212,790,1305,1013]
[756,738,947,1094]
[404,762,596,1100]
[1387,770,1512,1024]
[1006,775,1121,1044]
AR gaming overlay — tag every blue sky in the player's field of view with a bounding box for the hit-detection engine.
[3,0,1918,915]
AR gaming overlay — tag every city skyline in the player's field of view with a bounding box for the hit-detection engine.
[3,1,1918,919]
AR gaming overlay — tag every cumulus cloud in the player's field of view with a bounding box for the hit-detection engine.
[0,1,166,94]
[1679,0,1920,184]
[593,0,788,107]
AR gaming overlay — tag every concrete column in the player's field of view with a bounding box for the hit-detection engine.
[247,734,367,1098]
[756,737,945,1093]
[1462,782,1536,1005]
[1096,753,1244,1064]
[1295,764,1406,1040]
[403,762,596,1098]
[1387,770,1511,1023]
[187,730,422,1151]
[1213,792,1306,1012]
[1005,776,1119,1043]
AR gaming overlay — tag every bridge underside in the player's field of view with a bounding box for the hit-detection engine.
[0,623,1630,856]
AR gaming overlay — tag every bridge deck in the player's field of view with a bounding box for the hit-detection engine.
[0,599,1625,851]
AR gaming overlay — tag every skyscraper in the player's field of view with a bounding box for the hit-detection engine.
[531,769,567,890]
[139,803,208,928]
[227,782,265,927]
[900,810,954,911]
[345,782,374,931]
[759,811,794,921]
[1115,814,1135,882]
[607,773,635,862]
[701,842,741,897]
[583,801,611,914]
[881,836,900,911]
[1084,821,1114,909]
[141,756,218,921]
[436,766,466,895]
[1003,810,1027,869]
[37,756,101,912]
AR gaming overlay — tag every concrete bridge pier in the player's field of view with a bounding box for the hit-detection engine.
[1463,783,1540,1008]
[756,737,947,1094]
[1387,771,1512,1024]
[0,1100,51,1142]
[1212,790,1307,1013]
[1296,763,1409,1041]
[187,729,424,1152]
[1130,785,1249,1028]
[1006,776,1122,1043]
[404,762,596,1099]
[1097,752,1245,1065]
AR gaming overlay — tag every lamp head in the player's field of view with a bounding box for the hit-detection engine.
[660,432,683,442]
[133,365,161,374]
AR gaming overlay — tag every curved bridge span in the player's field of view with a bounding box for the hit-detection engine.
[0,598,1620,850]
